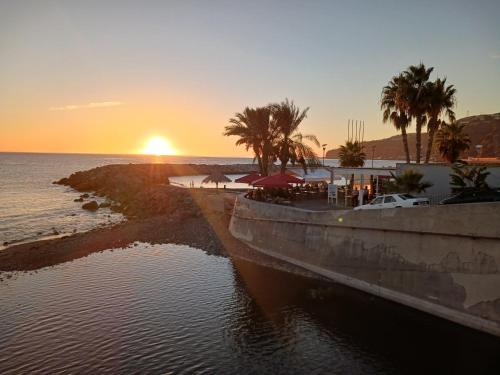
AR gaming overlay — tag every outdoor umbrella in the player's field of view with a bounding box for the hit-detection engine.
[252,173,304,188]
[202,172,232,189]
[235,171,262,184]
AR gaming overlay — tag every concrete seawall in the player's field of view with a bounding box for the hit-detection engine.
[229,197,500,336]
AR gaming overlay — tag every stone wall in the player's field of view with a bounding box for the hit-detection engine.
[229,197,500,336]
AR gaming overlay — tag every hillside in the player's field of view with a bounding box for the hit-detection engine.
[326,113,500,161]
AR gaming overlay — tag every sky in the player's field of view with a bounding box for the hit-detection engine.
[1,0,499,156]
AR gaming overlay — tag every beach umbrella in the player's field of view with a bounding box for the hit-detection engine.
[252,173,304,188]
[235,172,262,184]
[202,172,232,189]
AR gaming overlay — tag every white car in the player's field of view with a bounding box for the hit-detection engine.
[354,194,429,210]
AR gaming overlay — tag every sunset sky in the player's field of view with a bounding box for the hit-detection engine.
[1,0,499,156]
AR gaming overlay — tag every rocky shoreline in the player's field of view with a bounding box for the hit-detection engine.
[53,163,258,217]
[0,163,319,280]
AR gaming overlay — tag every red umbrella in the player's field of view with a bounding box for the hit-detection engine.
[271,173,304,184]
[252,173,304,188]
[235,172,262,184]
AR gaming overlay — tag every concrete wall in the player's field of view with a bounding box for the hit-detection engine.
[230,197,500,336]
[396,163,500,203]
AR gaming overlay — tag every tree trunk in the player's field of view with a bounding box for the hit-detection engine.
[401,126,410,164]
[415,116,423,164]
[280,159,287,174]
[261,145,270,176]
[424,118,439,164]
[253,146,263,175]
[425,128,435,164]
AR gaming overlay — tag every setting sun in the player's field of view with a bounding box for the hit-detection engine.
[142,136,176,156]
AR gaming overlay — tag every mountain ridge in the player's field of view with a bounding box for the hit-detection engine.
[325,113,500,161]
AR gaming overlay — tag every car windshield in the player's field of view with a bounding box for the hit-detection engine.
[398,194,415,200]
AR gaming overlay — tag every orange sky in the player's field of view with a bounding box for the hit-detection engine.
[1,2,499,156]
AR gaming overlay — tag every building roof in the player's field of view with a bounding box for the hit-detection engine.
[330,166,395,176]
[287,167,332,182]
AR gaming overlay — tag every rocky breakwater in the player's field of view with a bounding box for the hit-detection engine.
[54,163,256,218]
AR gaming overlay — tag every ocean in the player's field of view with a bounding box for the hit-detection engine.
[0,152,396,247]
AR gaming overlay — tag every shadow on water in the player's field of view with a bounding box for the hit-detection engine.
[229,257,500,374]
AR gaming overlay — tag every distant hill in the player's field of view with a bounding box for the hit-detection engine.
[326,113,500,161]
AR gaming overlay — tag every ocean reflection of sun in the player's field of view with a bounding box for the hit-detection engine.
[142,136,176,156]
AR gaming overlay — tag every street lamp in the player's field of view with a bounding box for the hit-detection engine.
[322,144,328,166]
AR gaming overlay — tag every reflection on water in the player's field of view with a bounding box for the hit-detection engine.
[1,243,499,374]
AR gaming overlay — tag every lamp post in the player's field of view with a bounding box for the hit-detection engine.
[371,145,376,168]
[322,144,327,166]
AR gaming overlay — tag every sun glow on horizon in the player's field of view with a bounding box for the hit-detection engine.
[142,136,177,156]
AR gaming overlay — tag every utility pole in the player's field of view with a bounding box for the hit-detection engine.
[322,144,328,166]
[371,145,376,168]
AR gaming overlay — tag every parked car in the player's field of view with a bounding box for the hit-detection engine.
[354,194,429,210]
[439,189,500,205]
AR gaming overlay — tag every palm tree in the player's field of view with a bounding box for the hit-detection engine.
[402,63,434,164]
[224,106,274,175]
[271,99,320,173]
[381,74,411,163]
[338,141,366,167]
[386,169,432,194]
[424,78,456,163]
[450,162,490,192]
[435,121,470,163]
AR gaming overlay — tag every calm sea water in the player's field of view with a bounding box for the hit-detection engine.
[0,152,396,246]
[0,152,254,246]
[1,242,499,374]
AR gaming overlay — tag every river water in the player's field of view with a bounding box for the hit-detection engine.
[1,243,499,374]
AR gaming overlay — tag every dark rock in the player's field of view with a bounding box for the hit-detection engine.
[99,202,111,208]
[54,177,69,185]
[74,198,84,202]
[82,201,99,211]
[80,193,90,198]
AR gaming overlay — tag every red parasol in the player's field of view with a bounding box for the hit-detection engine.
[235,172,262,184]
[252,173,304,188]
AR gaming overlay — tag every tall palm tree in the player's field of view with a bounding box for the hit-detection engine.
[271,99,320,173]
[424,78,456,163]
[338,141,366,167]
[381,74,411,163]
[402,63,434,164]
[435,121,470,163]
[224,106,274,175]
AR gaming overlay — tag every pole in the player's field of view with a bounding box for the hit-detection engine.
[371,145,375,168]
[362,121,365,144]
[347,119,350,142]
[322,144,327,166]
